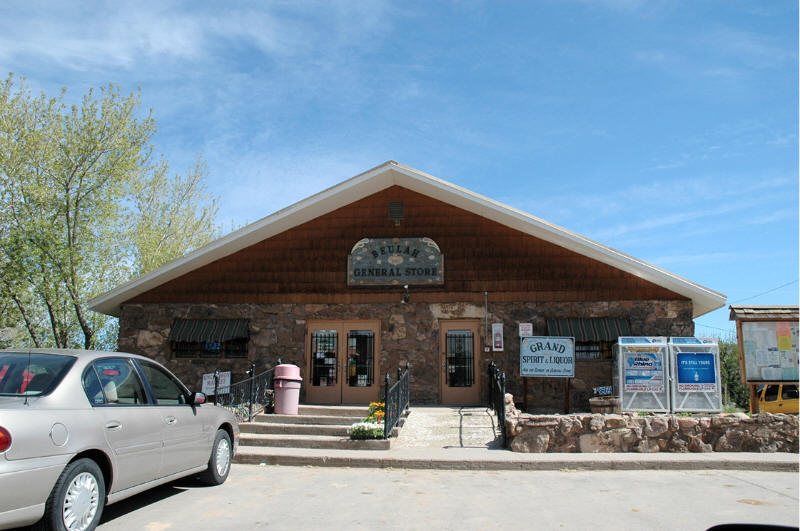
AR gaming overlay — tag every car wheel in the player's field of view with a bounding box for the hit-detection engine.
[199,429,232,485]
[37,457,105,531]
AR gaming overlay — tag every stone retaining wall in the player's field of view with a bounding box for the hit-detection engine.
[504,395,799,453]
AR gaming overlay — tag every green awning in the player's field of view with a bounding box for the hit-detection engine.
[169,319,249,343]
[546,318,630,342]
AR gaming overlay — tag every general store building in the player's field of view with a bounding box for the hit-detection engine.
[89,162,726,412]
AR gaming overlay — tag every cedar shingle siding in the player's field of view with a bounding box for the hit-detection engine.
[130,186,686,305]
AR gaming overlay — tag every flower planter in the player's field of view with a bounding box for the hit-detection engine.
[349,433,383,440]
[589,397,621,414]
[348,420,384,440]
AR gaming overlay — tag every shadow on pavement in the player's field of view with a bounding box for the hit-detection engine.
[98,479,194,525]
[9,476,213,530]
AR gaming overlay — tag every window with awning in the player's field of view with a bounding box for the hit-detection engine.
[546,318,630,360]
[169,319,249,359]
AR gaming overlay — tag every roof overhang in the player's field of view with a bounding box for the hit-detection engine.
[89,161,727,318]
[729,305,799,321]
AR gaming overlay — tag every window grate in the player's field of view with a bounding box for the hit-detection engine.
[446,330,474,387]
[172,338,248,359]
[311,330,338,387]
[347,330,374,387]
[575,341,613,360]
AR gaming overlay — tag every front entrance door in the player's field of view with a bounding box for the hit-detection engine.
[305,320,381,404]
[440,320,481,405]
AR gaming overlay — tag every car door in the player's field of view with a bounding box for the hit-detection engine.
[85,358,164,492]
[776,384,799,413]
[759,385,779,413]
[137,360,210,476]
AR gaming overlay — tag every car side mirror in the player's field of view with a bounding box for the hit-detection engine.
[192,392,207,405]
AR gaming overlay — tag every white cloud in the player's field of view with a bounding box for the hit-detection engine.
[0,2,392,75]
[746,209,798,226]
[204,144,386,230]
[0,5,205,69]
[504,173,795,248]
[704,27,796,69]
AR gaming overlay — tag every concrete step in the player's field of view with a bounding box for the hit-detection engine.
[298,405,371,417]
[232,446,800,472]
[252,413,364,425]
[241,423,350,436]
[239,432,391,450]
[240,424,401,439]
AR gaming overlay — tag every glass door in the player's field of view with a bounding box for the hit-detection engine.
[440,320,481,405]
[307,326,340,404]
[306,320,381,404]
[342,329,377,404]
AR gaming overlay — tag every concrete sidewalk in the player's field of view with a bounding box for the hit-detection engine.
[234,406,799,472]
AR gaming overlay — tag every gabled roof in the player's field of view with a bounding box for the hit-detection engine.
[89,161,726,318]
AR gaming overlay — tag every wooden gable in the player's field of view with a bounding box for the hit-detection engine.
[128,186,686,305]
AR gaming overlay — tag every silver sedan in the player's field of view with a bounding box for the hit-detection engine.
[0,349,239,531]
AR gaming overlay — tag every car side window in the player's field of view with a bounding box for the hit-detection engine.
[782,385,798,400]
[82,368,105,405]
[139,361,188,405]
[93,359,148,405]
[764,385,780,402]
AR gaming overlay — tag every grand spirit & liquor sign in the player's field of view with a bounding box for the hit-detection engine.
[347,237,444,286]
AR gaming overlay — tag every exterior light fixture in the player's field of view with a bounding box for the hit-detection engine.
[401,284,410,303]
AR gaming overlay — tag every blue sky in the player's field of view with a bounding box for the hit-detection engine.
[1,1,797,338]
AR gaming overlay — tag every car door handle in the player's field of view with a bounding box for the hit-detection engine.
[165,416,177,425]
[105,421,122,431]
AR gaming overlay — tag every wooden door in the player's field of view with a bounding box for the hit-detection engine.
[306,322,341,404]
[440,320,481,405]
[305,320,381,404]
[341,323,380,404]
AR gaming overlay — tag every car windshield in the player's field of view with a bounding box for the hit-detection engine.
[0,352,76,396]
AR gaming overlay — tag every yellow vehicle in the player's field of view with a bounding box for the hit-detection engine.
[757,383,799,414]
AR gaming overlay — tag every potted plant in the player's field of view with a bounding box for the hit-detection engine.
[588,386,621,414]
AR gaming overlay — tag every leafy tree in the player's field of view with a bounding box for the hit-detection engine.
[0,74,218,350]
[719,338,750,409]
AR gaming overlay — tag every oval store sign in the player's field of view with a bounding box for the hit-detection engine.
[347,237,444,286]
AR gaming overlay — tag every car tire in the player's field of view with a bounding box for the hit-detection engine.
[36,457,105,531]
[199,429,232,486]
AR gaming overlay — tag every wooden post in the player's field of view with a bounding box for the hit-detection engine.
[564,378,571,414]
[750,384,759,414]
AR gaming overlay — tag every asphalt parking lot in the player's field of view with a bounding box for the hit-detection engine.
[75,464,798,530]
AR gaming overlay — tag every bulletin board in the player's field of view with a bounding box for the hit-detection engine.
[739,321,799,384]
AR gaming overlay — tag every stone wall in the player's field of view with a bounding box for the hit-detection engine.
[504,396,799,453]
[118,299,692,406]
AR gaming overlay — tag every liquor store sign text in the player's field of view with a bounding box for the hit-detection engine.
[520,336,575,378]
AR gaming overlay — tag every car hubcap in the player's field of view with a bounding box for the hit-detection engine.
[215,438,231,476]
[62,472,99,531]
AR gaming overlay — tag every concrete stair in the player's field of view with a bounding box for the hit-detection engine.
[235,405,404,462]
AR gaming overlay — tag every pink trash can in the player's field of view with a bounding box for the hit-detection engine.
[273,364,303,415]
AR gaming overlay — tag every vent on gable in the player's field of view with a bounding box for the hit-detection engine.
[388,201,404,226]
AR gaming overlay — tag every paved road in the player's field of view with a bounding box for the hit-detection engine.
[83,465,797,531]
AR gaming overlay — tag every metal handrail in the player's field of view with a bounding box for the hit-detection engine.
[383,364,411,439]
[213,363,275,422]
[488,361,507,446]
